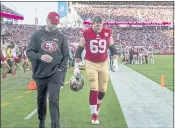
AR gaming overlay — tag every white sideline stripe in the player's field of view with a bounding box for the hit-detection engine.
[24,81,66,120]
[24,108,37,120]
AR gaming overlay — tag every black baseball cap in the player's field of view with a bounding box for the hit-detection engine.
[93,16,103,23]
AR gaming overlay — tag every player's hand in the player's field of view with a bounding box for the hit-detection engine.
[74,62,80,75]
[41,54,53,63]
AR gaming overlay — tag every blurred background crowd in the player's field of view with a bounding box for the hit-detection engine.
[0,1,174,75]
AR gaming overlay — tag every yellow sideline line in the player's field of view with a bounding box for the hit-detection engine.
[24,91,32,94]
[14,95,24,99]
[1,102,10,107]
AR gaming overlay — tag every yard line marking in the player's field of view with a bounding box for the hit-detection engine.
[14,95,24,99]
[24,108,37,120]
[1,102,10,107]
[24,87,63,119]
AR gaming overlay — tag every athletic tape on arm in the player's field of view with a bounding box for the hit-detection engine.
[109,44,117,56]
[75,46,84,59]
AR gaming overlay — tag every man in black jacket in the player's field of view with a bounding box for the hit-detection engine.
[26,12,69,128]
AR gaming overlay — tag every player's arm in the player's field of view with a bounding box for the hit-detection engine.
[74,36,86,74]
[24,50,27,57]
[108,35,119,71]
[108,35,118,60]
[74,36,86,63]
[11,49,17,58]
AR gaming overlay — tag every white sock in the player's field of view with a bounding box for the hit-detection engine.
[113,59,118,63]
[90,105,97,115]
[74,63,79,68]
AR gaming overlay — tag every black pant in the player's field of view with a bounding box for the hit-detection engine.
[7,59,12,74]
[35,70,62,128]
[145,56,148,64]
[110,57,113,70]
[130,56,133,64]
[60,70,67,86]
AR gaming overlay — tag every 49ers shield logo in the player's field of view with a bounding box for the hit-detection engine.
[41,41,58,52]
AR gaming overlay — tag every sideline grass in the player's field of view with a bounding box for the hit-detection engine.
[127,55,173,91]
[1,68,127,128]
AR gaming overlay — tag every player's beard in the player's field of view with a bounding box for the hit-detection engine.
[93,27,101,34]
[95,29,101,34]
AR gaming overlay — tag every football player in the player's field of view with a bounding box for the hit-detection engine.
[22,45,29,73]
[74,16,118,125]
[138,48,143,64]
[149,47,154,64]
[11,44,20,76]
[1,44,10,79]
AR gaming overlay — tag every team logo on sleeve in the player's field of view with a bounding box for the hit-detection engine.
[41,41,58,52]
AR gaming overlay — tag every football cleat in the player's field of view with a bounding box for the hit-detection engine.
[91,113,99,125]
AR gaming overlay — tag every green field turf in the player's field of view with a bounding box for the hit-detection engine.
[126,55,173,91]
[1,68,127,128]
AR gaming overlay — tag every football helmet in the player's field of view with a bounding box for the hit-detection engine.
[70,73,84,92]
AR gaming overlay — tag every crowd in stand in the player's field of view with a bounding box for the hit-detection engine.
[118,29,173,49]
[59,27,82,43]
[1,24,40,47]
[74,6,173,22]
[1,3,173,54]
[0,2,174,79]
[1,24,173,54]
[73,1,173,6]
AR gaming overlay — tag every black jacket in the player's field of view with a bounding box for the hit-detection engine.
[26,27,69,79]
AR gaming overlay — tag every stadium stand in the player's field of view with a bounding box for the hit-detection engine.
[73,6,173,22]
[1,2,174,58]
[72,1,173,6]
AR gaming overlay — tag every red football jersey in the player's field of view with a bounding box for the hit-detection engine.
[1,56,6,62]
[1,49,6,62]
[81,27,112,62]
